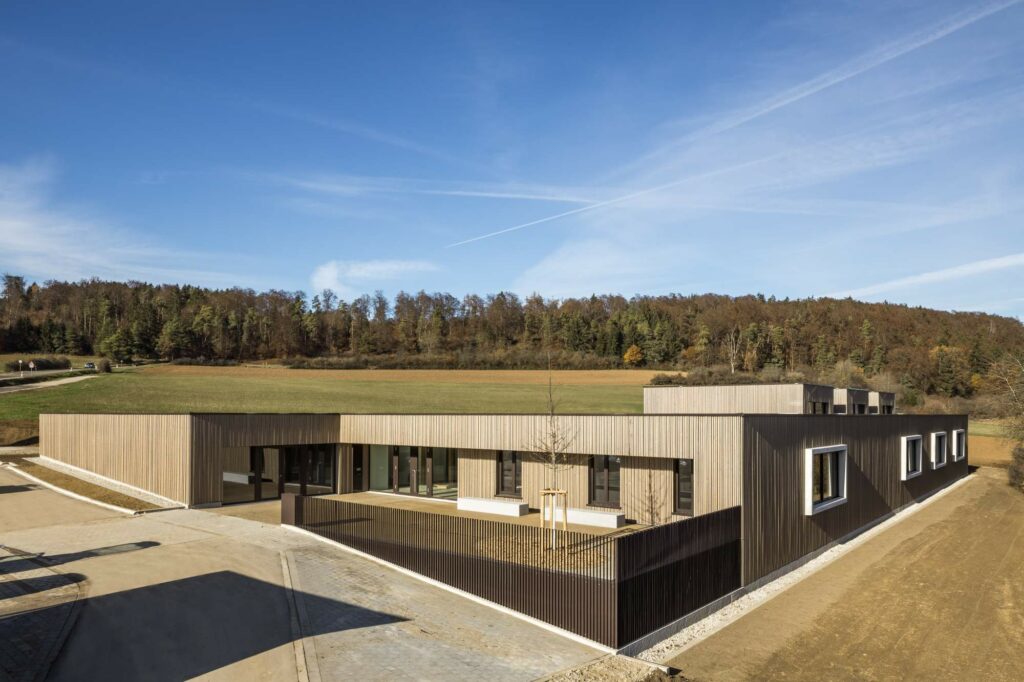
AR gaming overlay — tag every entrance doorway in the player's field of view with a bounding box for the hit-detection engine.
[221,443,337,504]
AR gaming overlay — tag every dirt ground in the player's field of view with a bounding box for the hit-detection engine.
[142,364,664,384]
[0,419,38,446]
[969,434,1016,467]
[665,466,1024,681]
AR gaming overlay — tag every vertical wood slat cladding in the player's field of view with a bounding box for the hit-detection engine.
[458,447,735,521]
[39,413,192,504]
[292,494,619,646]
[289,495,741,647]
[616,507,741,645]
[643,384,814,414]
[341,414,743,513]
[188,413,343,505]
[741,414,969,584]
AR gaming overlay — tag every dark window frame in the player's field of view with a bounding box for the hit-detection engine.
[905,436,922,476]
[496,450,522,498]
[811,450,841,505]
[674,458,694,516]
[588,455,621,509]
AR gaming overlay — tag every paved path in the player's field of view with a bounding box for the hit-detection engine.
[0,374,96,395]
[666,467,1024,681]
[0,466,599,681]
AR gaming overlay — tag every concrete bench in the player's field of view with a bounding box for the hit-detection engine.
[457,496,529,517]
[543,506,625,528]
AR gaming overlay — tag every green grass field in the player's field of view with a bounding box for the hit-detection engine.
[969,420,1010,438]
[0,366,645,422]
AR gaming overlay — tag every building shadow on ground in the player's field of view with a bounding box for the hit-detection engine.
[45,570,407,681]
[0,541,161,574]
[0,483,40,494]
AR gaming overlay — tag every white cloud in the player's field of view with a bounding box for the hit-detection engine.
[828,252,1024,298]
[310,259,440,297]
[0,157,250,287]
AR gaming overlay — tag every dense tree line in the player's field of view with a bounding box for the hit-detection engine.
[2,274,1022,397]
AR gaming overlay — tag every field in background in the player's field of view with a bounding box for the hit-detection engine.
[0,365,652,426]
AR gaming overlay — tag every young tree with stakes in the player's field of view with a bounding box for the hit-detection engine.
[527,370,576,550]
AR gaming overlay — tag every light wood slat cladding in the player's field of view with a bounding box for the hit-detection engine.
[39,413,192,504]
[188,413,343,505]
[741,414,969,584]
[457,449,730,522]
[342,414,743,514]
[644,384,815,414]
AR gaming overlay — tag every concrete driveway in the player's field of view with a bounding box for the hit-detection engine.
[0,467,599,681]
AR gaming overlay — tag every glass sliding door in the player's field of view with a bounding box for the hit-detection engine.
[221,448,257,504]
[306,444,336,495]
[282,446,303,495]
[396,446,414,494]
[256,447,281,501]
[431,448,458,499]
[369,445,391,491]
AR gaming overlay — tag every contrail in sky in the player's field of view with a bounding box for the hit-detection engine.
[447,0,1021,247]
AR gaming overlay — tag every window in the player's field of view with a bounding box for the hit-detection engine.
[496,450,521,497]
[803,445,847,515]
[589,455,621,508]
[854,403,867,415]
[674,459,694,516]
[901,435,923,481]
[882,405,894,415]
[930,432,947,469]
[952,429,966,461]
[809,401,830,414]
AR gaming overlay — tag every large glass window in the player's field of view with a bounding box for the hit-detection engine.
[397,446,413,494]
[306,444,336,495]
[675,459,694,515]
[431,448,458,499]
[369,445,391,490]
[589,455,621,508]
[497,450,521,497]
[222,449,257,504]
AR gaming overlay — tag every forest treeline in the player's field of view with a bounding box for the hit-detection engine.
[2,274,1023,398]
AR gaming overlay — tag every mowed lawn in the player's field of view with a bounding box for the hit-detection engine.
[0,365,654,422]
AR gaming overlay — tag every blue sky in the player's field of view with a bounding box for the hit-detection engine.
[1,1,1022,317]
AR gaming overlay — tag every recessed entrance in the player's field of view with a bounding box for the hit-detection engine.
[221,443,337,504]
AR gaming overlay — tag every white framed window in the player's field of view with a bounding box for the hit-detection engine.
[952,429,966,461]
[930,432,947,469]
[901,435,923,481]
[803,444,848,516]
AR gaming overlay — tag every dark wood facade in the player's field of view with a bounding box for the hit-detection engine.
[740,414,969,584]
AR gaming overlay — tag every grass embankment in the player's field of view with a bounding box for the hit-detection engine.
[0,365,649,422]
[2,456,159,512]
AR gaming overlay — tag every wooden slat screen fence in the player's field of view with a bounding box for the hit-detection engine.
[616,507,742,645]
[286,496,742,648]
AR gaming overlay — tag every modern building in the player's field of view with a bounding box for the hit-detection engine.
[39,382,963,589]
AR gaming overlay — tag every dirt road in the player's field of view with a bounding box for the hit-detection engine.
[0,374,96,395]
[666,466,1024,681]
